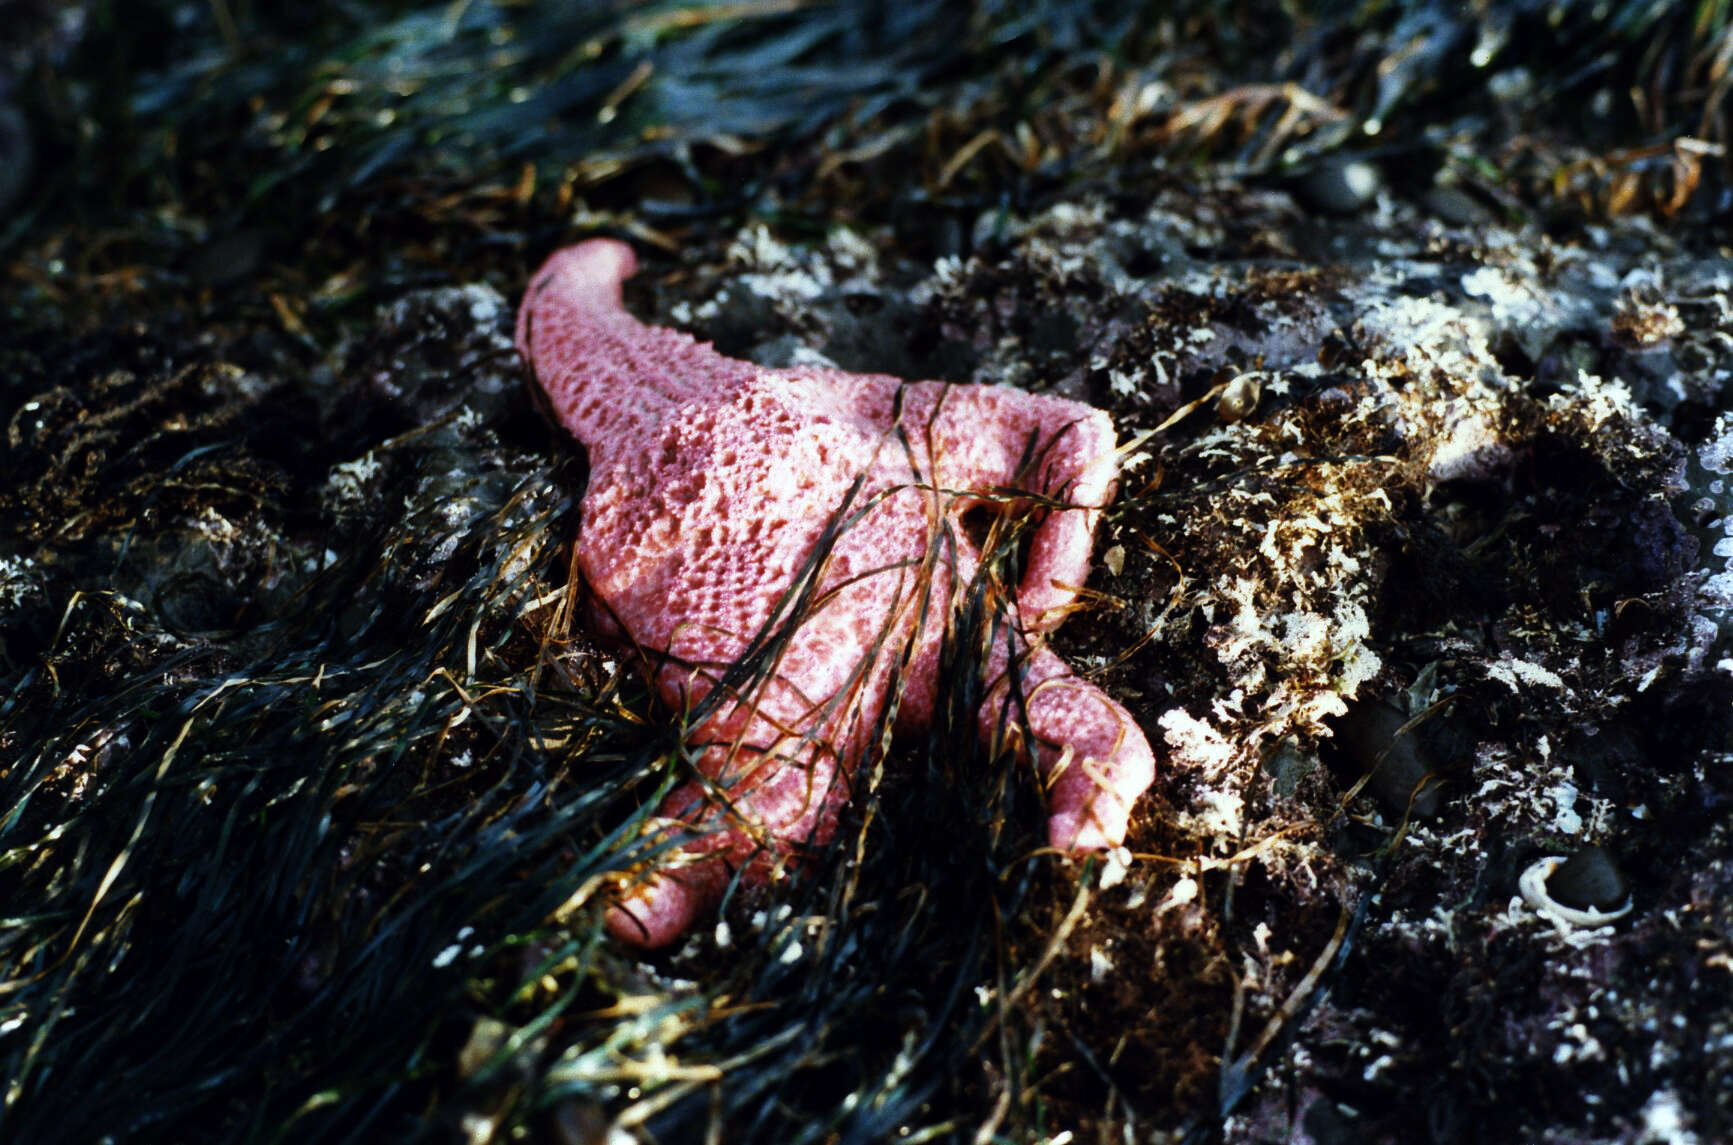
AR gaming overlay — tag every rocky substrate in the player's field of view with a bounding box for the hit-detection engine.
[639,193,1733,1141]
[5,177,1731,1142]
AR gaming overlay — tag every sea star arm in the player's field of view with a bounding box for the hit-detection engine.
[978,635,1155,852]
[897,381,1120,633]
[606,497,934,949]
[515,239,761,454]
[611,612,1157,948]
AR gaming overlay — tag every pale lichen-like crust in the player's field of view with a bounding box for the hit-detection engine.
[517,238,1156,948]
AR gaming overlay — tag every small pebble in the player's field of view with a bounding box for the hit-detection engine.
[1295,158,1382,216]
[1333,699,1441,818]
[1422,185,1490,226]
[1216,373,1261,423]
[1545,845,1629,913]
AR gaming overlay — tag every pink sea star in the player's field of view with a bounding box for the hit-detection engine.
[517,238,1155,948]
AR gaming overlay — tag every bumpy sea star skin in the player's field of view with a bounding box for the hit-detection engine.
[517,238,1155,948]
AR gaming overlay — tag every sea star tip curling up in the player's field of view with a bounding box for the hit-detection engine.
[517,237,1156,949]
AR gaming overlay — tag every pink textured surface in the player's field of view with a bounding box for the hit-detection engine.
[517,239,1156,948]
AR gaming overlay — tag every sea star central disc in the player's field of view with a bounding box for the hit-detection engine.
[517,238,1156,948]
